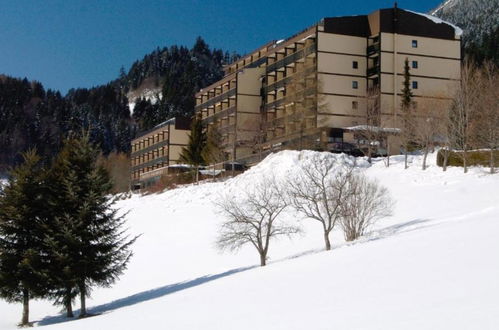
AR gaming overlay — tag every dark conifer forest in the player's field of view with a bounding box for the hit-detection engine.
[0,37,235,172]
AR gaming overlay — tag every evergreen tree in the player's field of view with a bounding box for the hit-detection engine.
[180,115,206,183]
[45,134,137,318]
[400,58,415,169]
[0,150,49,326]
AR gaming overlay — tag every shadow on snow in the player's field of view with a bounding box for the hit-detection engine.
[36,266,255,326]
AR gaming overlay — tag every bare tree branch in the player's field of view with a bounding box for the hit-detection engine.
[216,176,299,266]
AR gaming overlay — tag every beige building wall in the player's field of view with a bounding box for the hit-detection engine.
[381,33,461,58]
[378,31,460,129]
[380,53,461,79]
[316,33,367,134]
[317,32,366,55]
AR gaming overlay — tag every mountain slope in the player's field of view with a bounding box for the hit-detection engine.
[0,151,498,329]
[431,0,499,46]
[431,0,499,64]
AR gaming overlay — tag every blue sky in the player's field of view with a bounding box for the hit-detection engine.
[0,0,442,94]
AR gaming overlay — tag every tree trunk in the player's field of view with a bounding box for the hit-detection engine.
[21,289,29,326]
[79,283,87,318]
[195,166,199,184]
[259,252,266,266]
[442,148,449,171]
[385,138,391,167]
[367,145,372,164]
[422,146,429,170]
[404,148,409,169]
[324,232,331,251]
[65,288,74,318]
[490,148,495,174]
[463,150,468,173]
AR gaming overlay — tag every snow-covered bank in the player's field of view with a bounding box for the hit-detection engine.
[1,151,498,329]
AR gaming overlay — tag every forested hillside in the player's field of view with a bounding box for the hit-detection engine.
[0,37,235,171]
[0,76,132,171]
[432,0,499,64]
[116,37,238,131]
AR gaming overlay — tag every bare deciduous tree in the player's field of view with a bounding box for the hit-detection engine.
[216,177,298,266]
[413,97,446,170]
[473,61,499,173]
[286,154,353,250]
[448,60,481,173]
[363,86,382,164]
[340,174,394,241]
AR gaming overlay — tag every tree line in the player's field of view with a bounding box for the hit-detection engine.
[0,134,137,327]
[0,76,133,173]
[0,37,236,173]
[129,37,238,131]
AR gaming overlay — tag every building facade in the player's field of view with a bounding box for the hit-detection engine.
[130,117,190,189]
[195,6,461,164]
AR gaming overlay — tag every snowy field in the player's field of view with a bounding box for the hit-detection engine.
[1,151,498,330]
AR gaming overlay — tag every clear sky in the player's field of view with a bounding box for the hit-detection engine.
[0,0,443,94]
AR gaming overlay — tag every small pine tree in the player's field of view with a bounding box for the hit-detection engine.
[400,58,415,169]
[45,134,137,318]
[0,150,50,326]
[180,116,206,183]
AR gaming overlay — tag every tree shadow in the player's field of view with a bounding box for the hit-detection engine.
[278,218,436,262]
[36,265,255,326]
[364,218,435,243]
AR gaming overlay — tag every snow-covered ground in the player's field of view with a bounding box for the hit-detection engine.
[1,151,498,329]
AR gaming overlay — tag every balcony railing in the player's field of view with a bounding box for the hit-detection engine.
[131,155,168,172]
[266,43,316,73]
[263,66,315,94]
[131,139,169,158]
[367,66,380,77]
[367,43,380,56]
[195,88,236,111]
[203,106,236,124]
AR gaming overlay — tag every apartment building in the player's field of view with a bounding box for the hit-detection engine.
[130,117,190,189]
[195,6,461,164]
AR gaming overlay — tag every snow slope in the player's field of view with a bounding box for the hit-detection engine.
[1,151,498,329]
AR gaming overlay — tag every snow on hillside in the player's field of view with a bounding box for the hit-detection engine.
[127,89,161,114]
[1,151,498,329]
[431,0,499,46]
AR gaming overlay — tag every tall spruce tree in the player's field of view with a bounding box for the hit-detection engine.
[400,58,415,169]
[180,115,206,183]
[45,134,137,318]
[0,150,49,326]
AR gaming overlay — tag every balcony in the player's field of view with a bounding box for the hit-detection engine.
[195,88,236,111]
[367,66,380,77]
[367,43,380,57]
[202,106,236,124]
[266,43,316,73]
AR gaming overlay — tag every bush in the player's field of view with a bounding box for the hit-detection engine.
[437,149,499,167]
[144,172,193,194]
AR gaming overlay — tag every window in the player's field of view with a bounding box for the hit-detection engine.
[412,81,418,89]
[352,101,358,109]
[352,81,358,89]
[352,61,358,69]
[412,61,418,69]
[412,40,418,48]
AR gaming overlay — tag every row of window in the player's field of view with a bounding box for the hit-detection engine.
[352,80,418,90]
[352,60,419,70]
